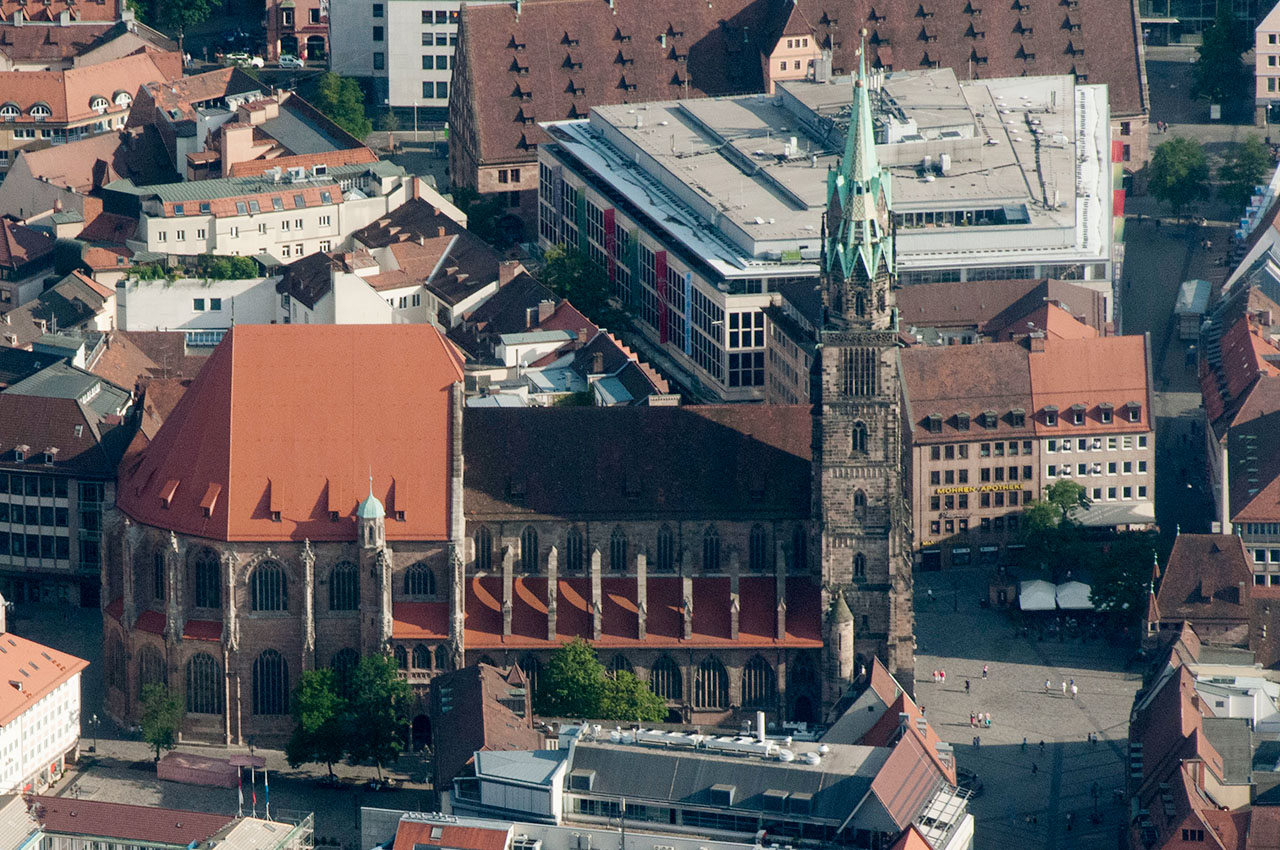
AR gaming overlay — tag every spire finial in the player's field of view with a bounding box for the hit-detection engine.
[368,469,373,498]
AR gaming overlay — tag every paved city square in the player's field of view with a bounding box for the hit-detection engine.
[915,569,1142,850]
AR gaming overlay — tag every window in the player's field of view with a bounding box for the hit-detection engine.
[650,655,682,700]
[423,55,434,70]
[741,655,776,707]
[251,560,287,611]
[394,645,408,669]
[854,552,867,578]
[520,525,539,572]
[694,657,728,709]
[749,524,769,572]
[319,215,330,227]
[610,526,628,572]
[252,649,289,715]
[192,298,205,311]
[702,526,721,572]
[310,7,320,22]
[193,549,221,608]
[372,3,383,16]
[563,528,584,573]
[373,52,385,70]
[852,421,868,453]
[153,551,165,601]
[1044,407,1058,427]
[437,82,448,99]
[185,653,223,714]
[404,562,436,596]
[656,525,675,572]
[137,645,166,698]
[329,561,359,610]
[1182,830,1205,842]
[413,644,432,670]
[474,526,492,570]
[373,26,384,41]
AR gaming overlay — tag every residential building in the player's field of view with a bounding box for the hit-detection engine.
[0,359,130,604]
[901,334,1155,570]
[450,0,1147,224]
[264,0,327,63]
[0,51,179,172]
[0,613,86,794]
[1259,1,1280,123]
[0,222,54,310]
[0,272,114,350]
[0,0,119,23]
[329,0,506,115]
[116,276,279,335]
[0,16,175,73]
[537,68,1115,401]
[104,160,414,261]
[0,796,313,850]
[427,663,541,795]
[1146,534,1253,647]
[124,69,376,182]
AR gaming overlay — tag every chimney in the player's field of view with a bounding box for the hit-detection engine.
[1027,333,1046,352]
[577,328,589,344]
[0,592,8,634]
[755,710,766,743]
[498,260,521,286]
[538,300,554,322]
[592,351,604,374]
[437,225,446,237]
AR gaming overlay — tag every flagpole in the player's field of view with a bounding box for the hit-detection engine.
[237,765,243,817]
[264,768,270,821]
[251,766,258,818]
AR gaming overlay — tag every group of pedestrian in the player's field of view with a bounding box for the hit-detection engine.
[930,669,947,684]
[1044,677,1081,698]
[969,711,992,728]
[1155,120,1170,133]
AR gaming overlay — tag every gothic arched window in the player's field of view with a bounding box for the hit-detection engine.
[749,524,769,572]
[413,644,431,669]
[331,648,359,695]
[250,560,287,611]
[608,654,634,677]
[186,652,223,715]
[694,657,729,709]
[394,645,408,669]
[404,562,436,597]
[137,644,166,699]
[853,489,867,515]
[656,525,675,572]
[435,645,450,670]
[742,655,777,708]
[702,526,721,572]
[792,524,808,572]
[852,420,868,454]
[565,528,584,573]
[854,552,867,578]
[520,526,539,572]
[473,526,492,571]
[609,526,628,572]
[193,548,221,609]
[252,649,289,715]
[329,561,359,610]
[650,655,682,701]
[519,653,541,696]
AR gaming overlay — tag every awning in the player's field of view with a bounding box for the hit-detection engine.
[1019,579,1056,611]
[1057,581,1094,610]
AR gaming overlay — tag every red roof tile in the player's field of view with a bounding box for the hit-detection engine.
[182,620,222,642]
[870,730,946,831]
[392,601,450,640]
[117,325,464,542]
[393,820,510,850]
[29,796,233,846]
[134,609,163,635]
[0,634,86,727]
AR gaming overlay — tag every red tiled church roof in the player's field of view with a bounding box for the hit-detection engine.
[116,325,464,542]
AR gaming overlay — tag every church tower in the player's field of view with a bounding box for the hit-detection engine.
[815,38,914,711]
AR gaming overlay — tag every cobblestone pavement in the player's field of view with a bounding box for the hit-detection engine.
[915,570,1142,850]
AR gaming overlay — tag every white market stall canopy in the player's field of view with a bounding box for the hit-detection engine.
[1056,581,1094,610]
[1019,579,1057,611]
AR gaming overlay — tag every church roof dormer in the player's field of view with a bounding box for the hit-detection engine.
[825,31,894,288]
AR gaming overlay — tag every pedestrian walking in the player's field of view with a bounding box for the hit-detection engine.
[1031,762,1038,775]
[1044,678,1051,694]
[982,664,988,679]
[927,588,934,602]
[1061,681,1067,696]
[970,711,976,727]
[1071,683,1078,699]
[964,679,970,694]
[1039,740,1045,752]
[1022,737,1027,751]
[941,669,946,684]
[984,713,992,728]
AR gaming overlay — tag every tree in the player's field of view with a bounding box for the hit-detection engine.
[1219,135,1273,210]
[540,246,625,328]
[1090,533,1162,618]
[1017,481,1091,575]
[536,639,666,723]
[156,0,215,55]
[450,186,506,246]
[345,653,412,780]
[1044,480,1090,524]
[286,669,347,777]
[311,73,372,141]
[1149,137,1210,220]
[140,684,183,761]
[377,109,400,134]
[598,670,668,723]
[1192,6,1250,106]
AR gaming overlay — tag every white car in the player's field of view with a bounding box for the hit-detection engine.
[225,53,265,69]
[278,55,305,69]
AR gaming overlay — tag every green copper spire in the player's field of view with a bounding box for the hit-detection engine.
[825,32,894,287]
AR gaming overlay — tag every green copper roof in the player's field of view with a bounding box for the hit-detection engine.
[356,491,385,520]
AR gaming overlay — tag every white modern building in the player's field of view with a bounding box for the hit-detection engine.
[328,0,505,114]
[0,609,87,794]
[115,277,280,334]
[537,69,1114,401]
[105,161,414,261]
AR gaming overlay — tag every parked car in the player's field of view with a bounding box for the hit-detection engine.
[225,53,265,68]
[278,55,305,69]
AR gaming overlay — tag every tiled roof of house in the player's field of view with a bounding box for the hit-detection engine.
[393,817,510,850]
[0,392,127,478]
[1154,534,1252,627]
[0,22,117,63]
[868,730,948,831]
[0,635,86,727]
[0,220,53,271]
[428,664,542,792]
[28,796,232,846]
[114,331,211,383]
[10,126,175,195]
[1028,336,1151,434]
[457,0,1144,168]
[116,325,463,542]
[1226,410,1280,524]
[0,51,174,125]
[0,272,110,349]
[131,66,260,124]
[0,0,118,21]
[899,342,1035,443]
[464,404,810,520]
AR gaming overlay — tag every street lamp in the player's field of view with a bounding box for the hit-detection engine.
[89,713,98,753]
[413,101,419,142]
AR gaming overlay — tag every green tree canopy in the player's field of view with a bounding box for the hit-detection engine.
[1219,135,1273,210]
[140,684,184,761]
[535,638,667,723]
[1090,533,1163,616]
[540,246,626,329]
[345,653,413,779]
[1148,137,1210,220]
[450,186,507,246]
[155,0,214,54]
[1192,6,1251,106]
[312,74,372,141]
[286,669,347,777]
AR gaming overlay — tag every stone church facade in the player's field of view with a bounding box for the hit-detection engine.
[100,60,914,744]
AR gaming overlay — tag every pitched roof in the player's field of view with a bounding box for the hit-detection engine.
[0,272,110,349]
[869,730,947,831]
[116,325,464,542]
[0,220,53,271]
[1028,335,1151,433]
[1154,535,1252,627]
[463,405,811,520]
[0,50,175,125]
[899,342,1034,442]
[429,664,542,790]
[10,126,176,194]
[392,818,510,850]
[114,331,210,383]
[0,0,118,21]
[130,66,261,124]
[457,0,773,166]
[0,393,127,477]
[1226,411,1280,523]
[0,634,86,727]
[28,796,232,846]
